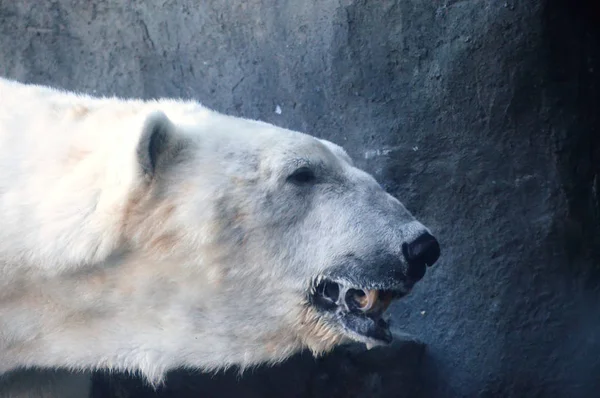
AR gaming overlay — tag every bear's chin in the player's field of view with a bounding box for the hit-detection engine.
[308,278,410,348]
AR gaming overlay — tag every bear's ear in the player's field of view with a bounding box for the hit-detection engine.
[137,111,182,179]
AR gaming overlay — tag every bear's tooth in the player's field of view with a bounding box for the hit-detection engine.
[356,289,378,311]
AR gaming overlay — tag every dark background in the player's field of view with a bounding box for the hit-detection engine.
[1,0,599,397]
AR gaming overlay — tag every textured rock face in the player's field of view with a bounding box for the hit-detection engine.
[1,0,600,397]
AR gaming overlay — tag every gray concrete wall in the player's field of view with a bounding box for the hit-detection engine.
[1,0,599,397]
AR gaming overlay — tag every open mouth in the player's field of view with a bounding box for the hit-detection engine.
[309,278,410,347]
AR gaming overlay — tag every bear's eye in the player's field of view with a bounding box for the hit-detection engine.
[287,167,316,185]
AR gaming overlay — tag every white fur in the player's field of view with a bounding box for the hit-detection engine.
[0,77,430,396]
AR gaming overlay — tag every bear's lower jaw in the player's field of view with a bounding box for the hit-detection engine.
[308,278,410,347]
[338,311,393,346]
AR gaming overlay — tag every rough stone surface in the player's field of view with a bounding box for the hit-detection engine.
[1,0,600,397]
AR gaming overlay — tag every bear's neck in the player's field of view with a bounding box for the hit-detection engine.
[0,112,149,280]
[0,253,312,384]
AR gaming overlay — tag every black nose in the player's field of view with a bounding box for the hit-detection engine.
[402,232,440,281]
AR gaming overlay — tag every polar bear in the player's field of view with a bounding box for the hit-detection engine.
[0,77,440,397]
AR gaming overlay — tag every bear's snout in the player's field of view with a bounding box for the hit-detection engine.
[402,232,441,281]
[309,231,440,348]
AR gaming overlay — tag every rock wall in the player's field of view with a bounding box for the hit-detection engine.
[1,0,599,396]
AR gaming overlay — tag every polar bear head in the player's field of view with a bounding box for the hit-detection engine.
[124,109,440,370]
